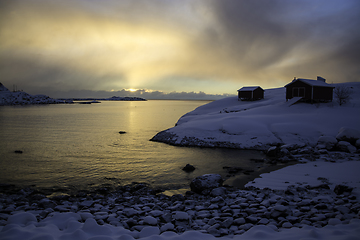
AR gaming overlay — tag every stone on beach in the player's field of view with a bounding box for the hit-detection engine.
[190,174,224,194]
[182,164,196,172]
[336,127,360,145]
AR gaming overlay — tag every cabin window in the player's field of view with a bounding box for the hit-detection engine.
[293,87,305,97]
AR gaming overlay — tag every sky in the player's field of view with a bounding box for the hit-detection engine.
[1,0,359,99]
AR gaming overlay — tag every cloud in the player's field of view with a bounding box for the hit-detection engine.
[191,0,360,83]
[0,0,359,98]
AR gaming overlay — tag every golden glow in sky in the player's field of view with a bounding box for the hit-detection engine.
[0,0,359,98]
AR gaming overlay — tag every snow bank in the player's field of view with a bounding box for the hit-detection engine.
[152,82,360,150]
[246,157,360,198]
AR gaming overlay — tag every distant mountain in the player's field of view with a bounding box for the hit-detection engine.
[58,96,146,101]
[0,83,146,106]
[0,82,67,105]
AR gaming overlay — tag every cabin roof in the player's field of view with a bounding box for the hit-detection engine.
[285,78,334,88]
[238,86,262,92]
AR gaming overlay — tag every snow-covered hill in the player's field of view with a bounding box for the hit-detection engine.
[0,83,66,105]
[152,82,360,150]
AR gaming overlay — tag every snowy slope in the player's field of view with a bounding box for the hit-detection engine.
[152,82,360,150]
[0,83,66,105]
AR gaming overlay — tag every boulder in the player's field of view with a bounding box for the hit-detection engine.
[182,164,195,172]
[210,187,226,197]
[266,146,278,157]
[334,184,353,195]
[190,174,223,194]
[317,136,338,150]
[356,139,360,149]
[337,141,357,153]
[336,127,360,145]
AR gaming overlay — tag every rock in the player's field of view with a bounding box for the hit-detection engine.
[38,198,56,209]
[173,211,189,221]
[190,174,223,194]
[282,222,293,228]
[123,208,139,217]
[234,218,246,225]
[328,218,342,225]
[223,166,243,174]
[336,127,360,145]
[266,146,278,157]
[336,141,357,153]
[334,185,353,195]
[139,226,160,238]
[182,164,195,172]
[356,139,360,149]
[143,216,158,225]
[317,136,338,150]
[149,210,163,217]
[171,194,185,202]
[210,187,226,197]
[221,218,233,228]
[160,223,174,232]
[274,205,288,212]
[258,218,270,225]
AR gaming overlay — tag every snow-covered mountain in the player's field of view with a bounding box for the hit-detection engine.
[0,83,66,105]
[152,82,360,150]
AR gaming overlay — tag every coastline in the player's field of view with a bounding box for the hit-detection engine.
[1,151,359,238]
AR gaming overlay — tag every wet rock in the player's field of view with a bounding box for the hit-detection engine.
[266,146,279,157]
[190,174,223,194]
[182,164,195,172]
[223,166,243,174]
[334,185,353,195]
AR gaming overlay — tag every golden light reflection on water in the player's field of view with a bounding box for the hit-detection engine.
[0,101,266,191]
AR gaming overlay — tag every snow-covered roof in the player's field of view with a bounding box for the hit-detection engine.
[285,78,334,88]
[238,86,262,92]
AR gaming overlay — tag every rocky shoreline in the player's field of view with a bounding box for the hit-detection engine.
[1,147,360,238]
[1,175,359,238]
[1,127,360,237]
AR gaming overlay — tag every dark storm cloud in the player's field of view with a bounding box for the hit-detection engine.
[0,0,359,98]
[196,0,360,82]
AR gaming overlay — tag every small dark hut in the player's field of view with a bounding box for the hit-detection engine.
[237,86,264,101]
[285,76,334,103]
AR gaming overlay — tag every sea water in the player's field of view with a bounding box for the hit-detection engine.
[0,100,265,192]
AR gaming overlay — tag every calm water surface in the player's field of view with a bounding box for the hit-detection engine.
[0,101,265,192]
